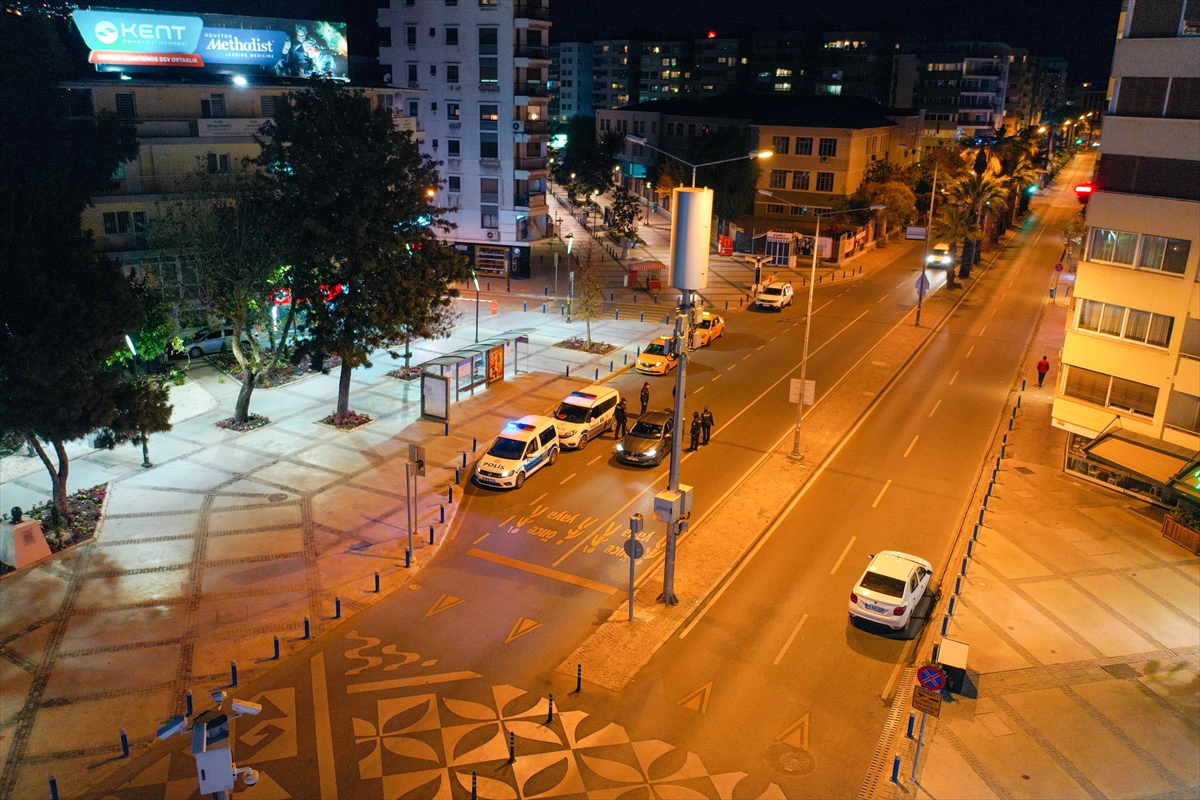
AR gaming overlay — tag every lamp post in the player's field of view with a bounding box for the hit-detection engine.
[758,192,885,460]
[624,134,772,188]
[472,270,481,343]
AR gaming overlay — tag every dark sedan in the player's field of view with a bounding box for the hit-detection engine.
[615,411,674,466]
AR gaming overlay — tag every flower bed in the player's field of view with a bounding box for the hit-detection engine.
[555,337,618,356]
[29,484,107,553]
[320,411,372,431]
[386,366,423,381]
[207,352,342,389]
[216,413,271,433]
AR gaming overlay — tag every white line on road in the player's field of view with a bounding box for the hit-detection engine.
[903,435,919,458]
[966,345,975,359]
[871,481,892,508]
[712,374,722,381]
[531,493,547,505]
[896,277,909,289]
[772,614,810,666]
[587,454,604,465]
[928,399,942,418]
[727,364,738,371]
[1009,280,1015,287]
[559,472,577,485]
[1000,292,1007,300]
[877,293,890,303]
[757,345,765,350]
[990,308,997,317]
[473,532,491,545]
[770,335,778,341]
[831,536,859,574]
[694,385,706,394]
[978,325,988,337]
[949,370,959,386]
[743,353,753,360]
[499,515,515,528]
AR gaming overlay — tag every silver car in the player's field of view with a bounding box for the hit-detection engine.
[615,411,674,466]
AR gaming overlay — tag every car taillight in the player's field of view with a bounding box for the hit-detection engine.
[893,605,907,616]
[850,592,859,604]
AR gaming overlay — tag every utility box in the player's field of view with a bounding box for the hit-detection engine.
[669,188,712,290]
[653,484,693,524]
[196,746,235,793]
[937,637,969,695]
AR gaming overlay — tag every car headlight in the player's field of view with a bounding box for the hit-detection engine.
[616,443,625,452]
[644,449,657,457]
[500,470,515,478]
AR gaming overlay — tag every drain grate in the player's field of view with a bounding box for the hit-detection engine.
[1014,466,1035,475]
[267,493,288,502]
[1102,662,1139,680]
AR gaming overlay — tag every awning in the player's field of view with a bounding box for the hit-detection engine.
[1084,430,1200,485]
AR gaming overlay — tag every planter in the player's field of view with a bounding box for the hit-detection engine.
[216,413,272,433]
[1162,516,1200,555]
[320,411,373,431]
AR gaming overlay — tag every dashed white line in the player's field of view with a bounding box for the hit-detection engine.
[949,370,959,386]
[769,335,778,341]
[772,614,810,666]
[712,374,723,381]
[499,515,515,528]
[587,454,604,465]
[727,364,738,371]
[473,532,491,545]
[743,353,753,360]
[559,472,577,485]
[531,493,547,505]
[694,385,706,394]
[966,345,975,358]
[871,480,892,508]
[877,293,890,303]
[978,325,988,337]
[990,308,997,317]
[928,399,942,418]
[903,435,919,458]
[831,536,858,575]
[757,345,765,350]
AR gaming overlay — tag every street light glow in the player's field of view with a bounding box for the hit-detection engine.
[752,150,774,159]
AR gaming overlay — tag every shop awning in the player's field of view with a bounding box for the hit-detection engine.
[1084,430,1200,485]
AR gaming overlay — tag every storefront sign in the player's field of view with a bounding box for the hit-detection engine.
[198,118,268,137]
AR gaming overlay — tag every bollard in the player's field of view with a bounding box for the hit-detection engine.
[405,549,412,568]
[633,293,637,303]
[444,422,450,437]
[983,494,991,510]
[429,526,435,545]
[654,295,659,304]
[610,292,615,301]
[544,286,548,296]
[949,596,958,617]
[907,713,916,739]
[508,730,516,764]
[1016,395,1022,409]
[859,265,863,274]
[941,615,951,636]
[992,468,999,482]
[842,271,846,279]
[566,365,570,377]
[1000,444,1007,458]
[49,776,59,800]
[462,452,467,468]
[304,617,312,639]
[979,509,986,526]
[595,368,599,380]
[440,505,446,523]
[1022,378,1026,391]
[725,300,729,310]
[967,540,976,557]
[640,312,645,322]
[1008,417,1014,430]
[231,660,239,687]
[664,314,670,324]
[186,689,194,716]
[615,309,619,320]
[955,575,963,596]
[473,437,478,452]
[471,771,478,800]
[374,571,381,593]
[610,360,614,372]
[273,635,281,660]
[448,485,455,503]
[624,353,628,365]
[961,556,970,575]
[542,303,547,313]
[121,729,130,758]
[575,664,582,694]
[891,755,902,785]
[487,281,490,291]
[456,468,461,484]
[561,305,565,315]
[546,693,555,724]
[973,523,981,541]
[335,596,342,619]
[740,297,744,306]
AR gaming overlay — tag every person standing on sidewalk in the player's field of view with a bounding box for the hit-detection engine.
[639,383,650,416]
[613,399,628,438]
[1037,355,1051,388]
[700,406,714,445]
[689,412,702,451]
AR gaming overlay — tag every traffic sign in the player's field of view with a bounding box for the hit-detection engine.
[789,379,815,405]
[917,665,946,691]
[1055,262,1064,272]
[912,686,942,717]
[623,538,645,560]
[916,272,931,295]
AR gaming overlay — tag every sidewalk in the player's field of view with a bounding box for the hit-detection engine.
[882,268,1200,798]
[0,309,662,798]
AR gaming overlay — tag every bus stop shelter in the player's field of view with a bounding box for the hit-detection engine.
[417,328,536,420]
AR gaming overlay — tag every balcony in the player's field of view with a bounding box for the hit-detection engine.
[514,45,550,60]
[514,3,551,21]
[514,83,551,98]
[101,173,234,196]
[95,233,148,253]
[514,157,548,171]
[514,192,547,208]
[516,119,549,134]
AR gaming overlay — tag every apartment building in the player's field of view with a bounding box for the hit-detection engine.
[549,41,592,121]
[591,40,639,110]
[73,79,419,262]
[892,41,1012,145]
[814,32,900,106]
[747,29,817,95]
[1051,0,1200,506]
[638,40,690,103]
[688,37,744,97]
[378,0,552,279]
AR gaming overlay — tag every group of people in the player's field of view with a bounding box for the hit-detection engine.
[609,382,715,452]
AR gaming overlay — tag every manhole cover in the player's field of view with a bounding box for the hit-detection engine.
[967,576,994,590]
[1102,662,1139,680]
[267,493,288,503]
[1014,466,1034,475]
[763,742,816,776]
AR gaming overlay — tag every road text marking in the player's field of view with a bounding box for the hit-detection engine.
[467,548,619,594]
[831,536,858,575]
[773,614,809,665]
[903,435,919,458]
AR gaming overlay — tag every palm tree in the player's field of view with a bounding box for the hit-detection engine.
[932,204,974,289]
[948,173,1009,273]
[997,153,1042,232]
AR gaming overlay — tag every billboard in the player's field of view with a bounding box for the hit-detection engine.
[72,8,348,80]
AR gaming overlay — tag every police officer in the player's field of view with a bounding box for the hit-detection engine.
[689,412,702,451]
[613,399,628,438]
[639,382,651,416]
[700,406,714,445]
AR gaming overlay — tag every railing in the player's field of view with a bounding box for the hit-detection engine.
[95,233,148,252]
[514,192,547,208]
[514,4,551,21]
[519,120,549,134]
[514,45,550,60]
[101,173,235,196]
[514,157,548,171]
[514,83,550,98]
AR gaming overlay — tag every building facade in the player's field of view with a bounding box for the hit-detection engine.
[892,41,1013,146]
[549,41,592,122]
[1051,0,1200,506]
[638,40,690,103]
[815,31,900,106]
[591,40,639,110]
[378,0,552,279]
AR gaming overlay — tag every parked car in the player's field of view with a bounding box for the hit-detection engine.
[182,327,251,359]
[615,411,674,466]
[694,312,725,346]
[552,386,620,449]
[473,416,560,489]
[635,337,680,375]
[848,550,933,630]
[754,282,793,311]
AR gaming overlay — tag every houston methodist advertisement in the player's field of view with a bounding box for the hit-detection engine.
[72,8,349,80]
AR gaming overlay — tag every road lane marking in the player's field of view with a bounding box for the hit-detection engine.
[504,617,542,643]
[310,653,339,799]
[694,385,706,393]
[743,353,753,360]
[871,481,892,508]
[770,335,778,341]
[877,293,890,303]
[831,536,858,575]
[474,532,491,545]
[712,374,722,381]
[772,614,809,665]
[1009,280,1015,287]
[928,399,942,418]
[727,364,738,371]
[966,345,975,358]
[587,454,604,465]
[469,547,619,594]
[990,308,997,317]
[949,370,959,386]
[531,493,547,505]
[346,670,483,694]
[903,435,919,458]
[559,472,577,485]
[757,345,765,350]
[1000,292,1007,300]
[896,277,909,289]
[978,325,987,336]
[499,515,515,528]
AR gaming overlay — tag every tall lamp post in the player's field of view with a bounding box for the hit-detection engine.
[624,134,772,188]
[472,270,481,343]
[759,192,885,460]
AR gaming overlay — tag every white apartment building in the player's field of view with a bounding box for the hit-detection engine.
[1051,0,1200,507]
[550,42,592,121]
[378,0,552,280]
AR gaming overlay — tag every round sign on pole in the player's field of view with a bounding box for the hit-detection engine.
[623,538,645,560]
[1055,262,1064,272]
[917,665,946,692]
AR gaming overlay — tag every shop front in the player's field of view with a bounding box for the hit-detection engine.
[1065,427,1200,507]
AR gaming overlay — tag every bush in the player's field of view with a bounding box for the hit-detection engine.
[320,411,371,430]
[27,484,107,552]
[554,336,618,355]
[216,414,271,433]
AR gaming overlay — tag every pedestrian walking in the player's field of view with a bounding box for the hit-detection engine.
[613,399,628,438]
[700,406,714,445]
[689,413,702,451]
[639,383,650,416]
[1036,355,1051,388]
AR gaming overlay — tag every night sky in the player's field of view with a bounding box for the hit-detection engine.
[75,0,1123,84]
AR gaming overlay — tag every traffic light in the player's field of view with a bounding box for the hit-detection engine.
[1074,183,1094,204]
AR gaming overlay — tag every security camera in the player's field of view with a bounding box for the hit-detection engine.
[211,690,227,706]
[157,716,188,740]
[231,699,262,716]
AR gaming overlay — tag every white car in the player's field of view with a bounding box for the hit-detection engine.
[473,416,559,489]
[635,337,679,375]
[754,282,793,311]
[927,242,953,268]
[552,386,619,449]
[848,550,933,630]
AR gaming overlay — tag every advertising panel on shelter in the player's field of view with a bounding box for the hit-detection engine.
[72,7,348,80]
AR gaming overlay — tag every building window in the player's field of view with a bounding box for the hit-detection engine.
[769,170,788,188]
[200,94,225,118]
[448,175,461,192]
[480,178,499,204]
[1077,298,1174,347]
[446,0,457,5]
[789,206,807,216]
[447,64,460,83]
[792,171,810,190]
[1116,77,1168,116]
[479,27,498,55]
[448,102,460,119]
[796,137,813,155]
[406,26,417,46]
[206,153,231,174]
[479,104,499,129]
[479,57,498,83]
[1089,228,1191,274]
[114,92,137,119]
[818,137,838,157]
[687,123,696,137]
[1063,365,1159,417]
[448,139,461,156]
[1166,77,1200,119]
[430,64,437,76]
[766,204,785,214]
[480,132,498,158]
[1181,318,1200,360]
[409,100,419,117]
[816,172,834,192]
[102,210,147,235]
[1088,228,1139,265]
[772,136,789,154]
[481,207,499,228]
[1166,390,1200,433]
[407,63,419,85]
[1138,235,1190,274]
[445,26,459,46]
[261,94,283,118]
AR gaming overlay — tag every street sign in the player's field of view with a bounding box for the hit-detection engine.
[916,272,931,296]
[409,444,426,477]
[912,686,943,717]
[905,226,928,241]
[623,538,645,559]
[1055,262,1064,272]
[789,379,816,405]
[917,665,946,691]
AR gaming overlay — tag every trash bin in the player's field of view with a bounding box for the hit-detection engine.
[937,637,969,695]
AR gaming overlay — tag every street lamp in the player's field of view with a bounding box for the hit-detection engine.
[758,191,885,460]
[625,134,772,188]
[472,270,481,343]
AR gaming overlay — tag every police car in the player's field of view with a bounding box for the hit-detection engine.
[473,416,559,489]
[552,386,619,449]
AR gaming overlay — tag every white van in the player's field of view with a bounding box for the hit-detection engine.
[474,416,559,489]
[552,386,620,449]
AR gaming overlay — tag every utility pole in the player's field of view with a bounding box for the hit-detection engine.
[918,159,938,327]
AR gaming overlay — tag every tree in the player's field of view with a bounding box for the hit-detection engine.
[948,173,1008,274]
[0,13,170,515]
[682,128,761,221]
[609,184,642,241]
[155,171,293,424]
[851,181,917,240]
[550,116,619,203]
[254,81,469,418]
[1061,214,1086,262]
[571,241,606,344]
[932,205,974,289]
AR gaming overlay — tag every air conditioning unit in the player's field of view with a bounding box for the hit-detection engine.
[486,231,498,239]
[819,155,830,163]
[513,121,524,132]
